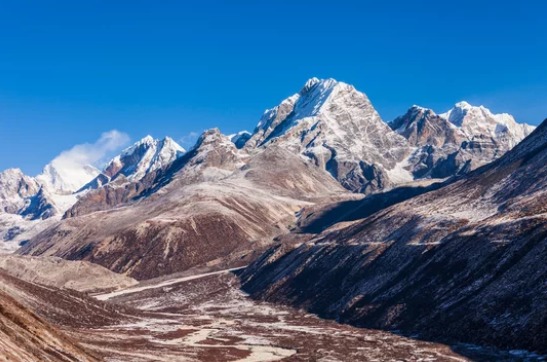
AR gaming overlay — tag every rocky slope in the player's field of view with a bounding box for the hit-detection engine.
[0,287,98,362]
[0,255,137,293]
[0,268,115,361]
[0,136,185,254]
[19,130,347,279]
[241,118,547,353]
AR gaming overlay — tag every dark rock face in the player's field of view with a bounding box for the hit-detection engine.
[390,107,460,147]
[20,187,58,220]
[231,131,252,149]
[241,119,547,354]
[64,176,154,218]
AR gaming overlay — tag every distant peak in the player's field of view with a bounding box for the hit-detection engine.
[230,130,252,149]
[1,168,25,176]
[191,128,232,151]
[162,136,179,145]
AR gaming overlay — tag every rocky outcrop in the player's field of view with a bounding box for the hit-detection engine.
[230,131,252,149]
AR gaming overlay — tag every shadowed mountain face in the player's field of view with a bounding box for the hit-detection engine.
[240,119,547,354]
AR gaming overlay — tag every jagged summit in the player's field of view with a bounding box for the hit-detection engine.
[97,135,185,184]
[74,135,185,194]
[253,78,355,136]
[390,102,535,179]
[246,77,411,193]
[394,102,534,144]
[439,102,535,146]
[390,106,458,148]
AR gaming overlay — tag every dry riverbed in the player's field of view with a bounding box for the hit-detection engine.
[62,269,537,362]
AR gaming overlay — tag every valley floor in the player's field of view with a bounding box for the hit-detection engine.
[53,269,542,362]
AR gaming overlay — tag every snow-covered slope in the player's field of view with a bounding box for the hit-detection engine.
[0,169,40,214]
[0,169,70,253]
[390,103,535,178]
[246,77,412,193]
[82,136,185,190]
[36,162,99,195]
[439,101,535,147]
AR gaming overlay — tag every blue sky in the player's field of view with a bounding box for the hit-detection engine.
[1,0,546,174]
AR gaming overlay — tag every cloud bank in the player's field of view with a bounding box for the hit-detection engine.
[50,130,130,170]
[37,130,130,192]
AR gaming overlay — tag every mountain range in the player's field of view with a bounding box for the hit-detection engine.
[0,78,544,360]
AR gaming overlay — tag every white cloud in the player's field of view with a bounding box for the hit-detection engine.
[37,130,130,192]
[51,130,130,170]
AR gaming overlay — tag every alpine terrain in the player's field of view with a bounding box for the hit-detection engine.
[0,78,544,361]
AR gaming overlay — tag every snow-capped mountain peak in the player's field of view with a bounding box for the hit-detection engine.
[36,162,100,195]
[0,168,40,214]
[296,77,355,117]
[302,76,321,91]
[246,77,411,193]
[439,102,535,146]
[440,101,481,127]
[250,77,373,145]
[99,135,185,184]
[301,77,341,93]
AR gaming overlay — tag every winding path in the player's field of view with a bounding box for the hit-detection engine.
[94,266,246,301]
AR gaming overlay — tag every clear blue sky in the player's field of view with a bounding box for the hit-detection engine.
[1,0,546,174]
